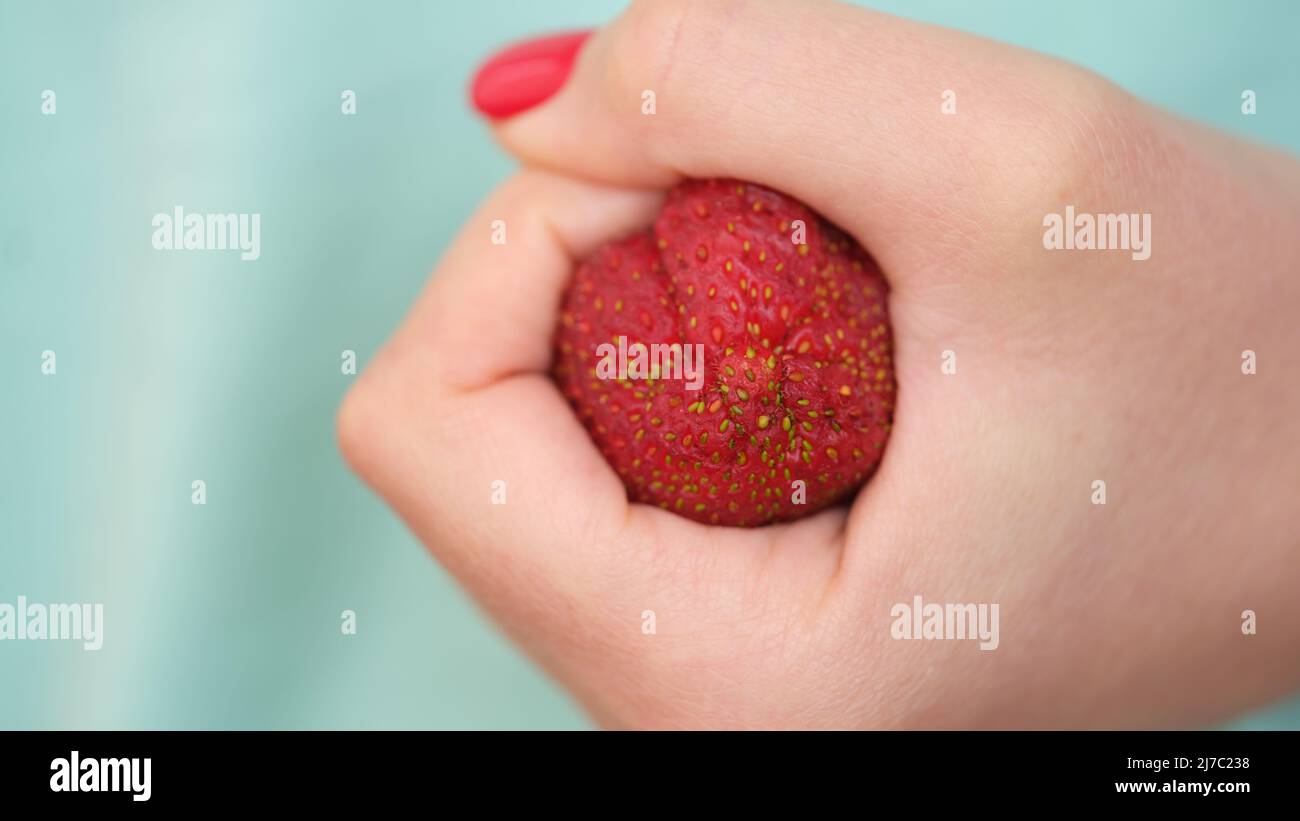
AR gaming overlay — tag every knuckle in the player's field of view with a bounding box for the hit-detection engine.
[940,66,1155,241]
[604,0,694,112]
[335,371,385,478]
[1011,71,1150,206]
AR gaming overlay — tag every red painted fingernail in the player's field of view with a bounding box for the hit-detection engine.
[470,30,591,119]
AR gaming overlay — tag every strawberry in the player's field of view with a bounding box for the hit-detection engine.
[553,179,894,527]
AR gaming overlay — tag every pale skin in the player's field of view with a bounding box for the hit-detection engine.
[338,0,1300,728]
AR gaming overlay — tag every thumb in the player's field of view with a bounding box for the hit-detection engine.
[471,0,1131,278]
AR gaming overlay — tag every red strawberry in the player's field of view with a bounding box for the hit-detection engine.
[553,179,894,527]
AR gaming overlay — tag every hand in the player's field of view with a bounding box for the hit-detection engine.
[339,0,1300,728]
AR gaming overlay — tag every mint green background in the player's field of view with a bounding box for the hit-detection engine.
[2,0,1297,730]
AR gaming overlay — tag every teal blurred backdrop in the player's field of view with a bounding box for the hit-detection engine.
[2,0,1297,729]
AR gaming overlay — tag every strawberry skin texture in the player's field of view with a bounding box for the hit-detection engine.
[553,179,895,527]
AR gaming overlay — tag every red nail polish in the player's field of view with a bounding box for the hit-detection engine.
[470,30,591,119]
